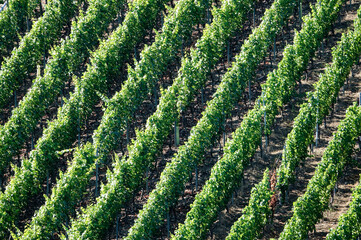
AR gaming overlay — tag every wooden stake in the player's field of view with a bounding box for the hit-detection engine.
[227,41,230,64]
[46,171,50,196]
[201,87,204,105]
[116,215,120,240]
[95,162,99,197]
[126,120,129,145]
[273,37,276,61]
[248,78,251,101]
[31,133,34,150]
[167,202,170,237]
[195,166,198,192]
[253,3,255,28]
[146,166,149,194]
[263,94,268,148]
[174,120,180,146]
[95,148,99,197]
[14,90,17,108]
[78,117,81,147]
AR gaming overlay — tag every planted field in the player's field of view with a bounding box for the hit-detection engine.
[1,0,361,239]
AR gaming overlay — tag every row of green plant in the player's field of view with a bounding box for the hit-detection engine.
[64,0,255,238]
[90,0,209,162]
[280,103,361,239]
[0,0,80,108]
[223,5,357,238]
[18,0,209,238]
[0,0,125,176]
[278,8,361,239]
[0,0,166,237]
[225,169,273,240]
[0,0,39,62]
[171,0,342,237]
[276,2,361,200]
[326,173,361,239]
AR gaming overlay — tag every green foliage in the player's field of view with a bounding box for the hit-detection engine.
[0,0,79,108]
[0,0,40,61]
[279,104,361,239]
[277,3,361,199]
[227,8,361,239]
[18,0,209,238]
[93,0,208,161]
[171,0,343,237]
[0,0,163,237]
[21,143,96,240]
[226,169,273,240]
[65,0,254,238]
[326,174,361,239]
[0,0,125,179]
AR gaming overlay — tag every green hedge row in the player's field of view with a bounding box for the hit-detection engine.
[171,0,343,237]
[65,0,254,238]
[277,1,361,200]
[20,0,208,238]
[0,0,79,107]
[0,0,39,62]
[226,169,273,240]
[0,0,125,178]
[279,8,361,237]
[0,0,164,237]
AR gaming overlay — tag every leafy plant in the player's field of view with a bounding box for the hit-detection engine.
[65,0,255,238]
[226,169,273,240]
[0,0,40,62]
[20,0,208,238]
[0,0,164,237]
[0,0,80,107]
[171,0,343,237]
[277,2,361,200]
[0,0,125,177]
[326,173,361,239]
[276,10,361,237]
[279,103,361,239]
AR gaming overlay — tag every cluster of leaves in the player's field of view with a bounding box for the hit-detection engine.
[279,104,361,239]
[65,0,254,238]
[93,0,208,162]
[171,0,343,238]
[19,144,96,240]
[0,0,40,62]
[224,2,357,239]
[0,0,164,237]
[277,1,361,198]
[326,173,361,239]
[20,0,209,238]
[166,0,303,237]
[5,0,127,239]
[0,0,80,108]
[278,10,361,238]
[226,169,273,240]
[0,0,125,178]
